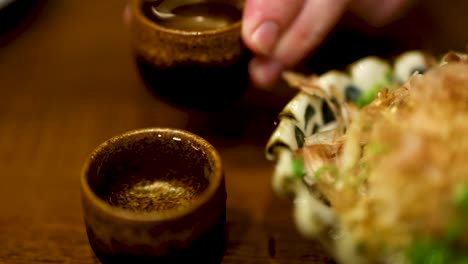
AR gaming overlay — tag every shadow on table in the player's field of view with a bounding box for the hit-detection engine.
[224,207,255,253]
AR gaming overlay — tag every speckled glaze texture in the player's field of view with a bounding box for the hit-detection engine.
[81,128,226,264]
[130,0,245,68]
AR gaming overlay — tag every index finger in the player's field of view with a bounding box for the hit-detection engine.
[242,0,305,56]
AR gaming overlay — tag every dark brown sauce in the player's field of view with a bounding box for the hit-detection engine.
[142,0,241,31]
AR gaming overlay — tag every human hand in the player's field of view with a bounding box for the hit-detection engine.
[242,0,416,88]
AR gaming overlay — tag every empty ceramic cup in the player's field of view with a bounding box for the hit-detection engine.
[80,127,226,264]
[129,0,250,111]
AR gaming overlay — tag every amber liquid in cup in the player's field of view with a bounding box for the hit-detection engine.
[106,174,208,212]
[135,0,250,111]
[142,0,241,31]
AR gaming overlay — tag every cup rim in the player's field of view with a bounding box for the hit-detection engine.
[80,127,224,222]
[131,0,243,36]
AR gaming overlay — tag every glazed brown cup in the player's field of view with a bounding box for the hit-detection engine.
[129,0,250,111]
[80,128,226,264]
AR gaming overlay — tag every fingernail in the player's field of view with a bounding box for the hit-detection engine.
[249,58,283,88]
[250,21,279,55]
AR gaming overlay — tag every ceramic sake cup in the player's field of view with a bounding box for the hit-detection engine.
[80,127,226,264]
[129,0,250,111]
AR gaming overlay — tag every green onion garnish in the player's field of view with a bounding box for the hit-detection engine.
[406,239,451,264]
[356,84,384,108]
[292,158,305,178]
[356,70,393,108]
[453,183,468,214]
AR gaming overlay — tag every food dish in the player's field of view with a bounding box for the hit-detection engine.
[266,50,468,263]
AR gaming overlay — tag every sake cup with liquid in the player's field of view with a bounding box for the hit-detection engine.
[130,0,250,111]
[80,128,227,264]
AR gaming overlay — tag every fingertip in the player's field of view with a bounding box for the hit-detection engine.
[241,0,304,56]
[249,57,283,89]
[250,21,280,55]
[241,2,265,55]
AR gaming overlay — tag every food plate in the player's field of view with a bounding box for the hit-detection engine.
[265,50,468,263]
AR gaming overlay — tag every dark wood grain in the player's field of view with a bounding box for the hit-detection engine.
[0,0,466,263]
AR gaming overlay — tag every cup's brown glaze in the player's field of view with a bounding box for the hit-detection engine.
[80,128,226,264]
[130,0,251,111]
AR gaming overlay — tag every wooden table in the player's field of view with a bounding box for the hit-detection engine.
[0,1,466,263]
